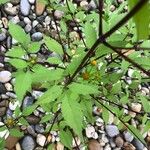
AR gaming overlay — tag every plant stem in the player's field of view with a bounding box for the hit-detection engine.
[44,110,60,148]
[104,42,150,76]
[98,0,103,37]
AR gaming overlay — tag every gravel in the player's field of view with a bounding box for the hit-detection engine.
[21,135,36,150]
[20,0,31,16]
[105,125,119,138]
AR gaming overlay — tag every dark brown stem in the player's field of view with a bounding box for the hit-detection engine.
[44,110,60,147]
[70,130,80,150]
[106,50,130,66]
[95,96,144,115]
[104,42,150,76]
[99,0,103,37]
[51,10,70,61]
[112,46,150,51]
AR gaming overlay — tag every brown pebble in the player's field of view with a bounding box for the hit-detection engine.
[124,142,136,150]
[0,100,9,107]
[115,136,124,148]
[5,136,20,149]
[26,115,40,125]
[56,142,64,150]
[88,139,103,150]
[36,0,46,16]
[0,107,6,117]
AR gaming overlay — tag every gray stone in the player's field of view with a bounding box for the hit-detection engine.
[105,125,119,137]
[6,36,12,49]
[6,92,17,98]
[20,0,31,16]
[0,83,7,94]
[10,16,20,24]
[27,126,37,137]
[132,139,144,150]
[23,17,31,24]
[45,16,51,25]
[25,24,32,33]
[22,96,34,109]
[32,91,43,99]
[6,108,13,117]
[35,124,45,133]
[0,107,6,117]
[89,0,97,10]
[31,32,43,41]
[21,135,36,150]
[32,20,39,28]
[123,131,134,142]
[0,71,12,83]
[0,32,6,42]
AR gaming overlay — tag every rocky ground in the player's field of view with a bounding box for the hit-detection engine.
[0,0,150,150]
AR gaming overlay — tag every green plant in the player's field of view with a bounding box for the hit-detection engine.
[1,0,150,149]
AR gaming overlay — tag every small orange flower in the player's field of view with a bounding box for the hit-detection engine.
[91,60,97,66]
[82,72,89,80]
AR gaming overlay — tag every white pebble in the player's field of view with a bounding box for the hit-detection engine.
[5,83,13,91]
[0,71,12,83]
[36,134,46,147]
[9,100,20,110]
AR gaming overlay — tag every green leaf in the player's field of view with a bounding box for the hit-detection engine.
[9,23,30,46]
[60,129,72,149]
[8,59,28,69]
[128,124,146,145]
[40,114,53,123]
[47,57,62,64]
[96,44,112,57]
[37,85,62,104]
[32,65,64,83]
[6,46,26,58]
[44,36,63,54]
[0,0,9,4]
[0,138,5,150]
[140,96,150,113]
[111,81,121,94]
[69,82,99,95]
[84,22,97,48]
[62,94,83,137]
[14,71,32,101]
[18,117,29,126]
[80,99,93,123]
[102,108,109,124]
[9,128,24,137]
[22,105,37,116]
[28,42,41,53]
[128,0,150,40]
[66,50,85,75]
